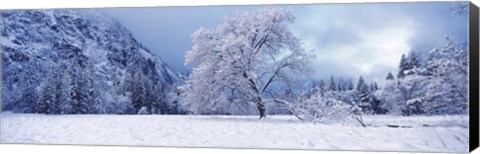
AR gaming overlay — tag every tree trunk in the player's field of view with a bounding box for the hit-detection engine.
[256,97,266,119]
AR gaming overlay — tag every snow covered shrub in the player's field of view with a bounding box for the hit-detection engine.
[137,106,149,114]
[93,92,132,114]
[422,38,468,115]
[378,80,405,115]
[291,91,366,126]
[378,37,468,116]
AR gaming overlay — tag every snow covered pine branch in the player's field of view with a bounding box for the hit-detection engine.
[181,7,314,119]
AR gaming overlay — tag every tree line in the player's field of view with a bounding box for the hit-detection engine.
[11,42,182,115]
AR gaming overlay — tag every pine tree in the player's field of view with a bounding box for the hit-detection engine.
[36,69,56,114]
[121,72,134,94]
[69,61,91,114]
[386,72,395,80]
[358,83,371,113]
[53,64,65,114]
[310,80,319,94]
[60,68,74,114]
[409,51,420,69]
[143,79,156,114]
[337,82,343,92]
[356,76,372,113]
[93,95,104,114]
[91,71,105,114]
[397,54,408,79]
[16,59,38,113]
[369,94,385,114]
[83,60,96,113]
[132,71,146,113]
[369,82,376,91]
[154,84,168,114]
[319,79,326,92]
[356,76,366,91]
[347,79,354,91]
[328,75,336,91]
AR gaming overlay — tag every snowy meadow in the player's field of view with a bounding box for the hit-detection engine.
[0,2,471,153]
[1,113,469,153]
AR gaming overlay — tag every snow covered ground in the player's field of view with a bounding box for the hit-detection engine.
[0,112,469,153]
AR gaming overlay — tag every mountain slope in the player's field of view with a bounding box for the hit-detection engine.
[1,9,183,114]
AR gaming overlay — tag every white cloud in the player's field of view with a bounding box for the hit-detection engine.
[291,4,416,82]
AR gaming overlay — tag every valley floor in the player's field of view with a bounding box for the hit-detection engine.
[0,112,469,153]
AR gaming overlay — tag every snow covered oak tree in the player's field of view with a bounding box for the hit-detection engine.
[182,7,314,118]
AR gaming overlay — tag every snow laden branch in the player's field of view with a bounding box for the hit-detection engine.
[290,91,367,127]
[181,7,314,118]
[378,37,468,115]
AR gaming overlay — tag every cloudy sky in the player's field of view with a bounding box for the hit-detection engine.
[102,2,468,83]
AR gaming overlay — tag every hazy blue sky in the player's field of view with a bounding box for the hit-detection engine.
[102,2,468,82]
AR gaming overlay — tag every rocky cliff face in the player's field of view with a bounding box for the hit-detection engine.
[1,9,183,114]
